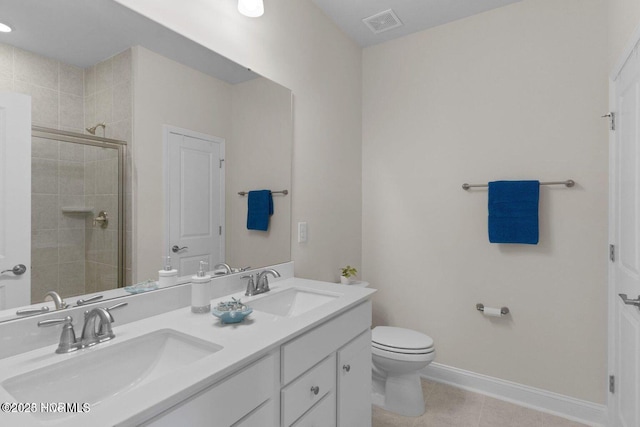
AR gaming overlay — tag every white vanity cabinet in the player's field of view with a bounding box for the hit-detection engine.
[280,301,372,427]
[143,352,279,427]
[142,300,372,427]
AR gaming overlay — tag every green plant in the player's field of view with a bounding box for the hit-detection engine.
[340,265,357,278]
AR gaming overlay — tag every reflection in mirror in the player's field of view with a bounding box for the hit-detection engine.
[0,0,292,321]
[31,129,125,305]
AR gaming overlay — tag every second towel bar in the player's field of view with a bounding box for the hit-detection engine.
[462,180,575,190]
[238,189,289,196]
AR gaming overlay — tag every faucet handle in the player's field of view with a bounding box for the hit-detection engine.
[242,274,256,296]
[37,315,73,328]
[75,294,104,306]
[95,302,127,336]
[38,316,79,354]
[106,302,128,313]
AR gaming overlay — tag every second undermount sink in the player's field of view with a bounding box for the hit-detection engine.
[249,287,340,317]
[1,329,222,419]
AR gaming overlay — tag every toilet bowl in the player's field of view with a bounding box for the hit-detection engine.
[371,326,435,417]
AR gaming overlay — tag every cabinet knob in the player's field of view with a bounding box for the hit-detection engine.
[343,364,351,373]
[310,385,320,395]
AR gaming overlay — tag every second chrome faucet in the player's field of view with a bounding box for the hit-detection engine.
[243,269,281,296]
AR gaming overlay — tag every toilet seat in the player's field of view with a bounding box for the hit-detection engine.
[372,326,434,353]
[372,342,435,355]
[372,345,435,363]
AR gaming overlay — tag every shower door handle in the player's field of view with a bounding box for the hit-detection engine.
[172,245,188,253]
[1,264,27,275]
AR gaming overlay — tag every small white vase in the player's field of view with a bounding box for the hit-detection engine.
[340,276,353,285]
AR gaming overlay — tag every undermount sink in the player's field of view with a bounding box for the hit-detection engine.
[2,329,222,419]
[249,287,339,317]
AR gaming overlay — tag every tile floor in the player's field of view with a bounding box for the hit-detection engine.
[372,379,589,427]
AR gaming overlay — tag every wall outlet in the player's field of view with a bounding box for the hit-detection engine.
[298,222,308,243]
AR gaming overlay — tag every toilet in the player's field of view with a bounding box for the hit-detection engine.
[371,326,435,417]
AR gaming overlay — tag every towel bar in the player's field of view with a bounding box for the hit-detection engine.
[462,180,574,190]
[238,189,288,196]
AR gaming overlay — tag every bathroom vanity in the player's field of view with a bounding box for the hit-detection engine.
[0,270,375,427]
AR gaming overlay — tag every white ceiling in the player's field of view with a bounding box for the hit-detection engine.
[311,0,523,47]
[0,0,257,84]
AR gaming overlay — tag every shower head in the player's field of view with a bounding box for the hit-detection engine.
[86,122,106,135]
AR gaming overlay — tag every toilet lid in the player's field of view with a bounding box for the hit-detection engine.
[372,326,434,351]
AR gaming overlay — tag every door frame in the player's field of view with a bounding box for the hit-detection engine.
[608,22,640,427]
[162,125,226,267]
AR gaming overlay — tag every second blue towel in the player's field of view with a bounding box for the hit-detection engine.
[488,180,540,244]
[247,190,274,231]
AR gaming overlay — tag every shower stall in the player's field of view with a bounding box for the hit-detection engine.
[30,126,126,304]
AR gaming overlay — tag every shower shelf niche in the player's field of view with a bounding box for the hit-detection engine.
[61,207,94,214]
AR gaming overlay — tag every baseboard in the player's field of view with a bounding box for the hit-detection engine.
[421,363,607,427]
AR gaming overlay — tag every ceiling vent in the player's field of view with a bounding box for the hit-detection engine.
[362,9,403,34]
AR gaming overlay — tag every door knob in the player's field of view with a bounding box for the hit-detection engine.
[310,386,320,395]
[343,364,351,373]
[172,245,188,253]
[1,264,26,275]
[619,293,640,309]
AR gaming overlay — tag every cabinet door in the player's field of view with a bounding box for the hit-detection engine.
[337,330,371,427]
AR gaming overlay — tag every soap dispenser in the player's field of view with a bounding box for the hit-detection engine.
[158,256,178,288]
[191,261,211,314]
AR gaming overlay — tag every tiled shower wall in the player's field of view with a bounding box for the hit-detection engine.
[0,42,132,303]
[84,50,133,291]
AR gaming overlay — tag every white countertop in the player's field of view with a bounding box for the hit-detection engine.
[0,277,375,427]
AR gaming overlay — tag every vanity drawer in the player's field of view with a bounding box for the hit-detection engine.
[281,300,371,384]
[281,353,336,426]
[144,353,276,427]
[233,400,275,427]
[291,392,336,427]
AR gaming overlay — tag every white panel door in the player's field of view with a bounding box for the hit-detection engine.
[611,43,640,427]
[165,127,224,277]
[0,92,31,309]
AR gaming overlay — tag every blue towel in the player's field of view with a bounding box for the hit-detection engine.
[488,180,539,244]
[247,190,273,231]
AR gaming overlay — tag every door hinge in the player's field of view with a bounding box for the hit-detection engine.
[609,375,615,393]
[602,112,615,131]
[610,244,615,262]
[219,226,222,236]
[219,158,225,169]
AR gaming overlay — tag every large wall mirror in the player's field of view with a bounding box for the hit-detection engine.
[0,0,292,322]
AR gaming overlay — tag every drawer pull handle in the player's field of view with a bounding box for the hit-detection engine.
[310,385,320,395]
[343,364,351,372]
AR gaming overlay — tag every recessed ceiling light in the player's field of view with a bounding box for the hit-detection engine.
[0,23,12,33]
[238,0,264,18]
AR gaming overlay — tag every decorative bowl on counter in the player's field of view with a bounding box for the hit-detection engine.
[212,298,252,324]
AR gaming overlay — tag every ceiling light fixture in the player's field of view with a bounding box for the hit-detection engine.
[0,22,13,33]
[238,0,264,18]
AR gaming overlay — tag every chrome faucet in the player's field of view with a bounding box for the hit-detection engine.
[37,302,127,354]
[255,269,280,294]
[81,307,114,347]
[214,263,232,275]
[45,291,68,310]
[243,270,280,297]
